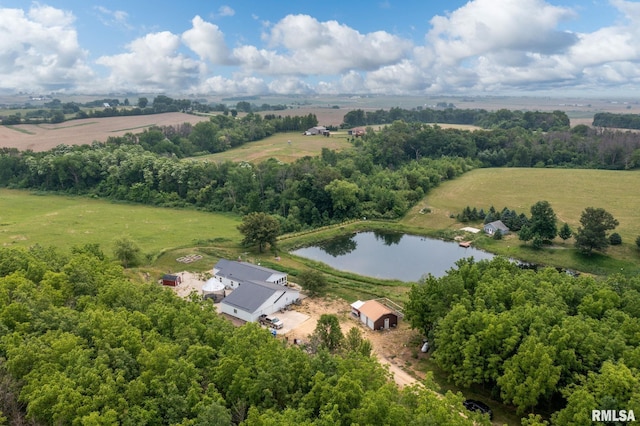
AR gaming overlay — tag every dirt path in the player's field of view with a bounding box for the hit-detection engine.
[284,296,424,388]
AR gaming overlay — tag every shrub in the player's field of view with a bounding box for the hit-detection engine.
[609,233,622,246]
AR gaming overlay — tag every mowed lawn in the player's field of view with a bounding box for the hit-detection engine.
[196,131,354,163]
[404,168,640,242]
[0,189,241,253]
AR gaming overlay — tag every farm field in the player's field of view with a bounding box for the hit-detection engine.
[0,189,241,254]
[196,131,355,163]
[404,167,640,238]
[0,112,211,152]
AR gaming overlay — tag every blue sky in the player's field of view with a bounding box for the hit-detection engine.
[0,0,638,96]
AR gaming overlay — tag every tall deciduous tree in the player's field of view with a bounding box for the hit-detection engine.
[527,200,558,243]
[574,207,619,254]
[112,237,142,268]
[237,212,280,253]
[297,269,328,297]
[310,314,344,353]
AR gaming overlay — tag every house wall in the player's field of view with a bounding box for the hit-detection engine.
[212,270,240,289]
[254,289,300,319]
[219,303,253,322]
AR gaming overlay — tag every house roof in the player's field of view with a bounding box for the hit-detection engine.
[220,280,287,314]
[485,220,509,232]
[351,300,365,310]
[214,259,285,282]
[358,300,395,320]
[162,274,180,281]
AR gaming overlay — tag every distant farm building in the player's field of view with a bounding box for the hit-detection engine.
[483,220,510,236]
[304,126,329,136]
[161,274,182,287]
[351,299,398,330]
[348,128,366,137]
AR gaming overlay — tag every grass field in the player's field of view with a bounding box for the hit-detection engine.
[196,131,355,163]
[0,189,242,256]
[402,168,640,273]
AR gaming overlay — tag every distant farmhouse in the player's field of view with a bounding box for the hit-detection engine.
[213,259,299,323]
[484,220,510,236]
[304,126,330,136]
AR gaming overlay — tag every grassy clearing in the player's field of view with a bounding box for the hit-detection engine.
[195,131,354,163]
[403,168,640,274]
[0,189,242,258]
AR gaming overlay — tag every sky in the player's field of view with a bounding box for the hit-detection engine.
[1,0,639,97]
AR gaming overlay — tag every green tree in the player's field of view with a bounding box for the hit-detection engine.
[112,237,142,268]
[297,269,328,297]
[137,97,148,108]
[310,314,344,353]
[558,222,572,241]
[609,232,622,245]
[527,200,557,243]
[344,327,372,357]
[237,212,280,253]
[574,207,619,254]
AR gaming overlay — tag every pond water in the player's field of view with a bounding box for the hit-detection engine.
[291,231,495,282]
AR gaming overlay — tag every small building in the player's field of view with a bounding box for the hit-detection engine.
[161,274,181,287]
[352,299,398,330]
[484,220,510,236]
[304,126,327,136]
[219,280,299,323]
[213,259,287,290]
[202,277,225,302]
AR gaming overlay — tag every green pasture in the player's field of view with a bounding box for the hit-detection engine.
[0,189,242,258]
[403,168,640,273]
[196,131,354,163]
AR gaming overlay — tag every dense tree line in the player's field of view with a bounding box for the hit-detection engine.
[593,112,640,129]
[0,140,471,229]
[359,120,640,169]
[342,107,570,131]
[405,257,640,420]
[0,246,487,425]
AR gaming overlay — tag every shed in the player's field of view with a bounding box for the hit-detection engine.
[358,300,398,330]
[483,220,510,235]
[304,126,327,136]
[161,274,181,287]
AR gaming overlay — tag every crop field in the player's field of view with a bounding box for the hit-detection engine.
[196,131,355,163]
[0,112,211,152]
[0,189,241,254]
[404,167,640,242]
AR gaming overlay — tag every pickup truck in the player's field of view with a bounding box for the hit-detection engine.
[259,314,284,329]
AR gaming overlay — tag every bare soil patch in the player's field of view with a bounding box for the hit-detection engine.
[0,112,210,152]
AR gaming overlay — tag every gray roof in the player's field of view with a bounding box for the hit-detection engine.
[214,259,285,282]
[485,220,510,232]
[221,280,285,313]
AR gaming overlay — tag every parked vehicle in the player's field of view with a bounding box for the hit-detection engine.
[463,399,493,419]
[259,314,284,329]
[421,340,430,353]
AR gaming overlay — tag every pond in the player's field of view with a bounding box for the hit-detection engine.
[291,231,495,282]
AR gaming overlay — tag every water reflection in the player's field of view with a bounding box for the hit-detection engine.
[292,231,495,282]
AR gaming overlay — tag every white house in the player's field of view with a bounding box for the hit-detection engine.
[304,126,327,136]
[213,259,287,290]
[214,259,297,323]
[219,280,299,322]
[484,220,510,235]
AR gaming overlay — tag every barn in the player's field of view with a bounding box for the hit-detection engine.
[351,299,398,330]
[161,274,182,287]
